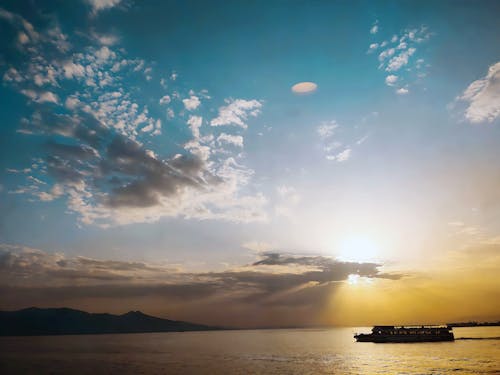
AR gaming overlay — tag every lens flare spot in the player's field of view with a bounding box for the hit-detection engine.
[291,81,318,94]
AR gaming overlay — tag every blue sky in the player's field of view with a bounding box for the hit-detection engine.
[0,0,499,325]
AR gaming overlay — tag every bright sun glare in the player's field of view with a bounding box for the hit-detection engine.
[347,274,360,285]
[337,235,380,263]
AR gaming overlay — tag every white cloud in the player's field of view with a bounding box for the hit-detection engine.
[316,121,338,139]
[385,75,398,86]
[93,33,118,46]
[458,61,500,123]
[21,89,59,104]
[182,95,201,111]
[336,148,352,162]
[317,120,359,163]
[159,95,171,105]
[370,22,379,34]
[86,0,122,13]
[356,134,369,145]
[183,140,211,163]
[140,123,154,132]
[210,99,262,129]
[324,141,342,153]
[167,108,175,119]
[378,48,395,62]
[33,66,58,87]
[187,115,203,139]
[63,62,85,79]
[18,32,29,44]
[65,96,80,109]
[37,184,64,202]
[367,43,379,53]
[47,26,70,52]
[397,41,407,50]
[6,168,31,174]
[152,119,162,136]
[217,133,244,148]
[95,46,115,61]
[386,47,416,71]
[370,25,432,94]
[327,148,351,162]
[0,8,39,43]
[3,67,23,82]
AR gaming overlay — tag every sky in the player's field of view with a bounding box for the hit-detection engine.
[0,0,499,328]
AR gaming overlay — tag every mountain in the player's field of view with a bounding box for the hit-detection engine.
[0,307,220,336]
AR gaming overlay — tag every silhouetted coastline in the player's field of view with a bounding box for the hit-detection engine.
[447,321,500,327]
[0,307,221,336]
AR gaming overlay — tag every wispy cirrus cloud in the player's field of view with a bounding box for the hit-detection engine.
[316,120,352,162]
[316,113,376,163]
[316,121,338,139]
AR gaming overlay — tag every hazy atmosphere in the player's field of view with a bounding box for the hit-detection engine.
[1,0,499,328]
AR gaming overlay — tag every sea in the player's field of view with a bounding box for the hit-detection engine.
[0,326,499,374]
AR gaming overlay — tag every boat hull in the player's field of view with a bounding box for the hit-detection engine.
[354,333,454,343]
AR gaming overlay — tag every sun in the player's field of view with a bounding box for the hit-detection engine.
[347,274,360,285]
[337,235,380,263]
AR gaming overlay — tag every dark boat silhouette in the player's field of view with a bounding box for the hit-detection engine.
[354,325,454,343]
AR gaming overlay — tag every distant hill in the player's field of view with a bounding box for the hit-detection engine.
[447,321,500,327]
[0,307,220,336]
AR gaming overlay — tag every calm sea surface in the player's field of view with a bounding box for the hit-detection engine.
[0,327,499,374]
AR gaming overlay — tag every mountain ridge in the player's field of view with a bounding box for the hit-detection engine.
[0,307,221,336]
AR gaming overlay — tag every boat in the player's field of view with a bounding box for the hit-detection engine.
[354,325,454,343]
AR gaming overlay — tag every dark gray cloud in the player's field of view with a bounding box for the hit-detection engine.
[23,109,218,210]
[253,252,336,268]
[46,155,87,183]
[45,268,133,281]
[0,245,402,312]
[75,257,171,272]
[46,141,97,160]
[251,252,400,281]
[101,136,209,208]
[205,254,401,307]
[0,245,406,326]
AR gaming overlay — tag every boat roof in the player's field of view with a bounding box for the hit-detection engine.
[373,325,450,329]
